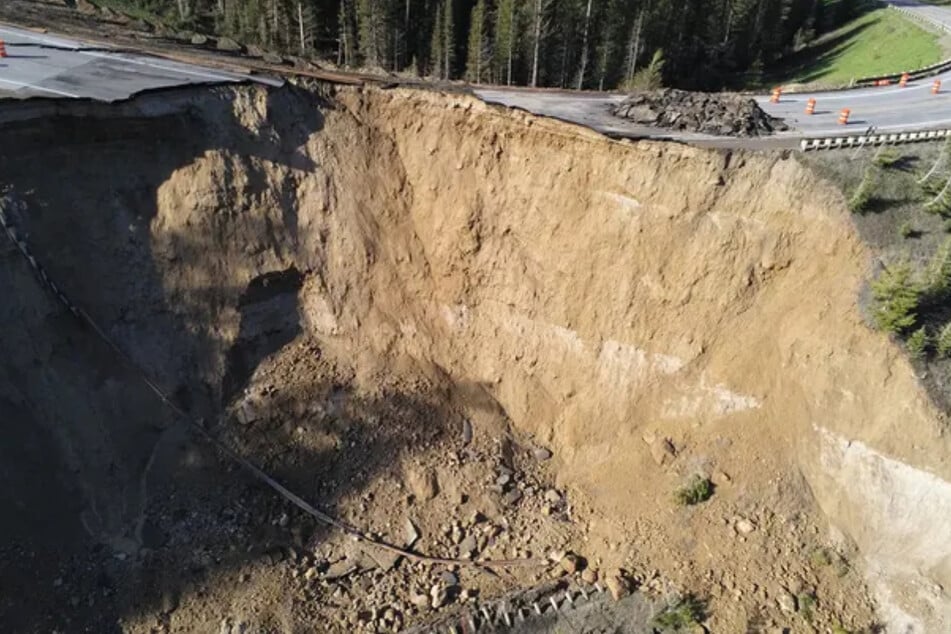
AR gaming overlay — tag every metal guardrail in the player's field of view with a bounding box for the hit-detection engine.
[800,128,951,151]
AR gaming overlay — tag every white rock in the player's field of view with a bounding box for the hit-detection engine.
[735,518,756,534]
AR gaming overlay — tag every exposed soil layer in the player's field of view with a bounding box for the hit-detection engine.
[0,83,948,633]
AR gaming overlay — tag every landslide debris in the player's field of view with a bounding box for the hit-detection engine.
[612,88,787,136]
[0,82,911,634]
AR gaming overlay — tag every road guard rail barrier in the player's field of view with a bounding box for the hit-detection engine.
[799,128,951,151]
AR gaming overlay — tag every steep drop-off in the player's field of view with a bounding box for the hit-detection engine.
[0,83,948,633]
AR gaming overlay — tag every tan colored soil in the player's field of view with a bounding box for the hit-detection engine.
[2,82,949,633]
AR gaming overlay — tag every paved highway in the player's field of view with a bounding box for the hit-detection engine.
[891,0,951,30]
[0,24,279,101]
[0,2,948,143]
[475,1,951,145]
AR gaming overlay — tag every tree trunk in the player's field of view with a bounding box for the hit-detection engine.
[576,0,593,90]
[506,0,513,85]
[530,0,542,87]
[298,3,306,54]
[625,10,643,82]
[443,0,452,79]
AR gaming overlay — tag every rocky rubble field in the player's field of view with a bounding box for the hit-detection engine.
[612,89,787,137]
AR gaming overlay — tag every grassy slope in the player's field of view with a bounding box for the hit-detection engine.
[769,7,945,87]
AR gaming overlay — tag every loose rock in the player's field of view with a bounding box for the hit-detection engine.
[216,36,242,52]
[612,89,787,137]
[406,466,439,501]
[439,571,459,586]
[649,437,676,466]
[776,589,797,613]
[429,584,447,609]
[560,552,582,574]
[404,518,420,548]
[533,447,553,461]
[323,559,357,580]
[735,518,756,535]
[502,489,523,506]
[458,534,478,558]
[604,569,629,601]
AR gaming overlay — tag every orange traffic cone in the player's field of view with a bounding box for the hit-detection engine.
[838,108,851,125]
[899,73,910,87]
[805,98,816,115]
[0,41,7,58]
[934,79,942,95]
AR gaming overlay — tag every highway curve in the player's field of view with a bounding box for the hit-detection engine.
[476,0,951,148]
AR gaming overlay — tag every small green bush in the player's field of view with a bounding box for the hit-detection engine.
[848,169,877,214]
[652,595,706,631]
[923,237,951,300]
[798,593,817,623]
[675,475,713,506]
[808,547,833,568]
[907,327,929,358]
[926,193,951,216]
[871,262,920,334]
[899,221,915,238]
[628,49,666,91]
[944,219,951,233]
[937,322,951,358]
[922,177,944,197]
[874,149,902,168]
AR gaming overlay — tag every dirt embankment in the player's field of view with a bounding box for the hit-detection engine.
[0,83,948,633]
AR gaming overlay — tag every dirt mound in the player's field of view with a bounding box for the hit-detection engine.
[0,83,948,633]
[612,89,787,136]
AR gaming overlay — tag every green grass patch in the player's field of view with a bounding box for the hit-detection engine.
[674,475,713,506]
[768,7,946,87]
[651,595,706,632]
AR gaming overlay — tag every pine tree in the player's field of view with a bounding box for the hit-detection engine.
[338,0,357,66]
[60,0,831,92]
[575,0,594,89]
[357,0,385,68]
[623,8,644,85]
[626,47,664,90]
[528,0,551,87]
[293,2,316,55]
[465,0,487,82]
[492,0,516,85]
[430,4,444,77]
[442,0,454,78]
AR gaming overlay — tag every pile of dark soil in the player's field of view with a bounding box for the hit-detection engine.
[612,89,787,137]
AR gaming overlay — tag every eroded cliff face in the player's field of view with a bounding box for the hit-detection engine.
[0,83,947,632]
